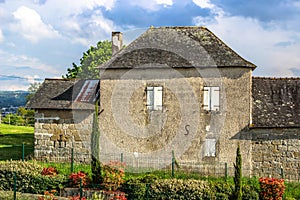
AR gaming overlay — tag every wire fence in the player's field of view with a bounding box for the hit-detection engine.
[1,144,300,182]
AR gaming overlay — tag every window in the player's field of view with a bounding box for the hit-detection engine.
[146,86,163,111]
[204,138,216,157]
[203,86,220,111]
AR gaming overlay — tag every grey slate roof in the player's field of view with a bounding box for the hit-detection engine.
[252,77,300,127]
[100,26,256,69]
[26,79,99,110]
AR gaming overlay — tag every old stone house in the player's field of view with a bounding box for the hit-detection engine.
[27,26,300,179]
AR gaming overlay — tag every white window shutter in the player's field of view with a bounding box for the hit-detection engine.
[146,87,154,110]
[211,87,220,111]
[154,86,163,110]
[203,87,210,111]
[204,138,216,157]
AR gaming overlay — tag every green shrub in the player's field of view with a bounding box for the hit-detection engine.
[121,174,158,200]
[148,179,214,199]
[0,170,66,194]
[242,185,259,200]
[0,160,66,194]
[121,178,147,200]
[259,177,285,200]
[285,182,300,199]
[0,160,43,175]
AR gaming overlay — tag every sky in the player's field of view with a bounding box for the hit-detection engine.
[0,0,300,91]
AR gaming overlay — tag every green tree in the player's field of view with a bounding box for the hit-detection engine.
[2,114,25,125]
[26,82,42,103]
[17,107,35,126]
[63,40,112,79]
[233,143,243,200]
[91,100,102,184]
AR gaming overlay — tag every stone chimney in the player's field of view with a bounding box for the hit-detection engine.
[112,32,123,56]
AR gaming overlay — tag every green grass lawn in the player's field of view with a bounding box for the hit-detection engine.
[0,124,34,160]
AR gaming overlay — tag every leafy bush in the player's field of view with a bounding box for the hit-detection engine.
[259,177,285,200]
[148,179,214,199]
[69,171,89,187]
[121,174,158,200]
[0,160,43,175]
[0,160,66,194]
[284,182,300,199]
[41,167,58,176]
[242,185,259,200]
[0,170,66,194]
[101,161,125,191]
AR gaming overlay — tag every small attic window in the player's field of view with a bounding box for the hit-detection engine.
[146,86,163,111]
[203,86,220,111]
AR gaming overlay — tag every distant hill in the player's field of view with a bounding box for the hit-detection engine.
[0,91,29,108]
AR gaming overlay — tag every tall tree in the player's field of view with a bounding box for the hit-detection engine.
[233,143,243,200]
[63,40,112,79]
[26,82,42,103]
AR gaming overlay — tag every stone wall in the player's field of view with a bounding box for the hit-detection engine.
[34,109,94,163]
[99,67,252,174]
[251,128,300,180]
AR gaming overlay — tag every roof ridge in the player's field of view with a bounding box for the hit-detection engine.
[252,76,300,80]
[151,26,207,29]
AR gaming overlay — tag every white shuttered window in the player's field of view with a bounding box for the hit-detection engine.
[203,86,220,111]
[204,138,216,157]
[146,86,163,110]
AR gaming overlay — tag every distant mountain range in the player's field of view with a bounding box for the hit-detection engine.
[0,91,29,108]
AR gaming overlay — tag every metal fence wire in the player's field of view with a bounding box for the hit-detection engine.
[1,144,300,181]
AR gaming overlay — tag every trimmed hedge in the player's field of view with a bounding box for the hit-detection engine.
[122,177,259,200]
[0,160,66,194]
[0,170,66,194]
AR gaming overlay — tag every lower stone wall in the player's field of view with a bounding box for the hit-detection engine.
[251,128,300,180]
[34,110,94,163]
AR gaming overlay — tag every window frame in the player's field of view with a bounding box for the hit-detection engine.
[203,86,220,112]
[146,86,163,111]
[204,138,216,157]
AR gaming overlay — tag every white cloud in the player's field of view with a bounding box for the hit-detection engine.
[0,49,60,75]
[0,29,4,43]
[156,0,173,6]
[60,10,115,46]
[129,0,173,11]
[24,75,41,84]
[192,0,214,9]
[0,82,29,91]
[12,6,60,43]
[194,14,300,76]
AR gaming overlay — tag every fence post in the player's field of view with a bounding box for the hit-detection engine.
[121,153,123,163]
[79,178,83,199]
[171,150,175,178]
[71,148,74,173]
[225,163,228,181]
[13,171,17,200]
[280,167,284,179]
[22,143,25,161]
[146,183,149,200]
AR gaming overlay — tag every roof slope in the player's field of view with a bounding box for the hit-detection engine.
[100,26,256,69]
[252,77,300,127]
[26,79,99,110]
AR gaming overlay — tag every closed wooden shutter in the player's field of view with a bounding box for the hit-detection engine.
[146,87,154,110]
[154,86,163,110]
[211,87,220,111]
[203,87,210,111]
